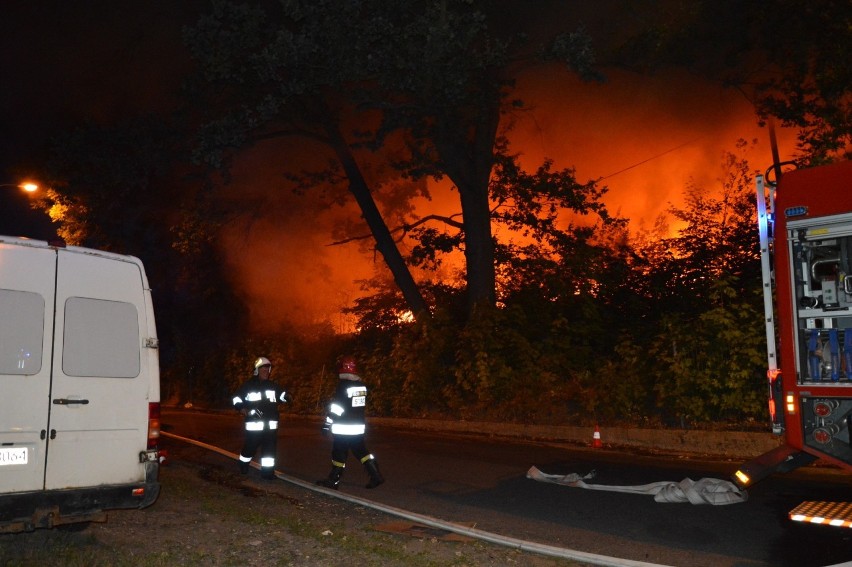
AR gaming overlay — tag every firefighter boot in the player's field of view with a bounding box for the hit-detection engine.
[363,458,385,489]
[316,465,344,489]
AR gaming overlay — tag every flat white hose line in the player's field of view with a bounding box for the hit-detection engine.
[161,431,673,567]
[527,466,748,505]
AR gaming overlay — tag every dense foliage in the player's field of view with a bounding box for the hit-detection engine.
[332,151,767,428]
[165,150,768,430]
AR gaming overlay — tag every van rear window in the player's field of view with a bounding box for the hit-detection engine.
[0,289,44,375]
[63,297,140,378]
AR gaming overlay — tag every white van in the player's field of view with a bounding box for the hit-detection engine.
[0,235,161,532]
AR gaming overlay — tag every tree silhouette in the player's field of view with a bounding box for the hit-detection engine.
[184,0,603,318]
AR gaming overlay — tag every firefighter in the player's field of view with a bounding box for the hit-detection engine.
[232,356,293,479]
[316,355,384,489]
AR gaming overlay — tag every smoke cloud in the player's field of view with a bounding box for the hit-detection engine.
[217,65,799,333]
[512,66,798,229]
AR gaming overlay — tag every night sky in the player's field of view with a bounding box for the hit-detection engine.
[0,1,201,238]
[0,1,799,329]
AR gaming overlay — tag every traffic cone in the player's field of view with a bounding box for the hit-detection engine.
[592,425,602,448]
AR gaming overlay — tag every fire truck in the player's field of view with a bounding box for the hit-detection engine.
[733,159,852,527]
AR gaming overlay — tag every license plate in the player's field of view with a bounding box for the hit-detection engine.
[0,447,28,466]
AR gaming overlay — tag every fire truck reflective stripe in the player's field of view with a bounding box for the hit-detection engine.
[232,396,242,406]
[261,457,275,467]
[330,403,344,416]
[789,501,852,528]
[245,421,265,431]
[245,391,262,401]
[330,423,366,435]
[268,420,278,430]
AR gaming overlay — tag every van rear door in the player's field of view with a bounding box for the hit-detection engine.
[0,242,55,493]
[44,250,152,489]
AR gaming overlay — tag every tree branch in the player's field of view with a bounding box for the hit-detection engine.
[327,212,464,246]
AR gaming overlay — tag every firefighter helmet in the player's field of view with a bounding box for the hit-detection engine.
[337,355,358,374]
[253,356,272,376]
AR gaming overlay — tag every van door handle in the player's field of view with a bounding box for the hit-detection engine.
[53,398,90,405]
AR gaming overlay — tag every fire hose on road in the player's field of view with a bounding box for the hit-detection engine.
[526,466,748,505]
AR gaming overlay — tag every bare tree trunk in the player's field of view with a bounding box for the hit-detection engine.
[435,104,501,314]
[458,182,496,310]
[323,114,430,319]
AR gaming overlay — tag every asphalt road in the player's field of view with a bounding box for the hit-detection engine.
[162,409,852,567]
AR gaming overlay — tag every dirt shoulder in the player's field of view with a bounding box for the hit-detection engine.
[0,437,586,566]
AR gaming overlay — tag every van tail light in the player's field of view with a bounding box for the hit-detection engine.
[148,402,161,450]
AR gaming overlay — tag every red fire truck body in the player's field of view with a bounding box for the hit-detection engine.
[735,159,852,527]
[773,160,852,468]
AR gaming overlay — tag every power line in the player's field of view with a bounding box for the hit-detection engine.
[597,136,705,181]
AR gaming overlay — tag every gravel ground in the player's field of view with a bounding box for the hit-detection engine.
[0,438,588,566]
